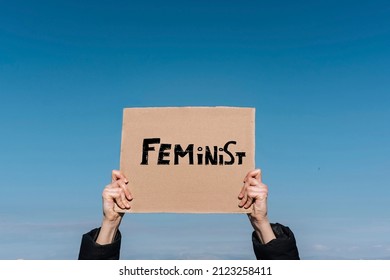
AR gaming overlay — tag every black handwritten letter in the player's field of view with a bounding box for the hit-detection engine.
[140,138,160,165]
[205,146,218,165]
[236,152,246,165]
[174,144,194,165]
[223,141,236,165]
[158,143,172,165]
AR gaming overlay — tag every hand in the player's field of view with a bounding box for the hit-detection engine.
[238,169,268,222]
[96,170,132,245]
[102,170,132,223]
[238,169,275,244]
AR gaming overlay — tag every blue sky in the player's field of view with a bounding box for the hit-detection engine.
[0,0,389,259]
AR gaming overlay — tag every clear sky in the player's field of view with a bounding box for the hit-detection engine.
[0,0,389,259]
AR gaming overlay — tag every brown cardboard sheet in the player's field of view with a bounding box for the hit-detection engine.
[118,107,255,213]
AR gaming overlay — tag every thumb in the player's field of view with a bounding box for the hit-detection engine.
[253,169,261,182]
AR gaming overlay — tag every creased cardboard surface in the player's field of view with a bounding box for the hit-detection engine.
[119,107,255,213]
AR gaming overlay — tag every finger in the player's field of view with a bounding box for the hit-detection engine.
[243,169,261,183]
[108,180,132,204]
[247,183,268,200]
[107,189,126,209]
[115,197,126,209]
[248,169,261,183]
[248,177,260,186]
[238,190,248,207]
[118,180,133,201]
[243,187,263,209]
[114,190,127,209]
[255,169,261,183]
[111,170,122,183]
[112,170,128,183]
[238,177,252,199]
[238,183,246,199]
[107,180,121,190]
[243,195,254,209]
[120,190,131,209]
[243,171,251,183]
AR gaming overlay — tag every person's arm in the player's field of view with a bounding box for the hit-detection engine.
[96,170,132,244]
[239,169,276,244]
[238,169,299,260]
[78,170,132,260]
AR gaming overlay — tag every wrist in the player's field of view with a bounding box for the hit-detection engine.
[250,217,276,244]
[96,217,122,245]
[102,216,122,230]
[250,214,269,225]
[257,216,270,225]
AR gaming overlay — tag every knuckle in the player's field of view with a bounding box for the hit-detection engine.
[249,178,258,185]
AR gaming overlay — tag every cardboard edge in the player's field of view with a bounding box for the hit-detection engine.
[117,106,256,214]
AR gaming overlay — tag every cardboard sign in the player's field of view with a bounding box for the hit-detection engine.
[119,107,255,213]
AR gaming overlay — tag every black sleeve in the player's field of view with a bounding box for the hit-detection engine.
[78,228,121,260]
[252,223,300,260]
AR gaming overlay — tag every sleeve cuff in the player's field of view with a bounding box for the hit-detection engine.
[78,227,121,260]
[252,223,300,260]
